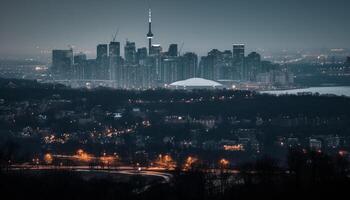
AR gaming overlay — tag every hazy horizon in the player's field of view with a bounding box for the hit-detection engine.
[1,0,349,60]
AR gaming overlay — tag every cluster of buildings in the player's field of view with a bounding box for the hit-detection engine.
[0,60,47,80]
[51,9,293,89]
[1,88,350,164]
[277,134,347,155]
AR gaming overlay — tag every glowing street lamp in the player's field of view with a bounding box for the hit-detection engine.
[219,158,229,168]
[74,149,92,162]
[100,155,116,166]
[155,154,176,169]
[184,156,198,170]
[44,153,53,164]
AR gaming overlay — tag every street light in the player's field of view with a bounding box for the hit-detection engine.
[219,158,229,169]
[44,153,53,164]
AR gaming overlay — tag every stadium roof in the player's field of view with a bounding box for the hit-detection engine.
[169,78,223,88]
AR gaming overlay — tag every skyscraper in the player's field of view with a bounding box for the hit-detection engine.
[73,53,87,80]
[146,8,154,55]
[85,59,97,80]
[221,50,233,80]
[150,44,162,56]
[109,42,120,58]
[109,41,121,81]
[96,44,108,79]
[74,53,87,65]
[124,41,137,65]
[199,55,215,80]
[232,44,245,80]
[245,52,261,81]
[137,47,148,64]
[97,44,108,62]
[162,58,179,84]
[52,49,73,79]
[181,52,198,79]
[208,49,222,80]
[167,44,178,57]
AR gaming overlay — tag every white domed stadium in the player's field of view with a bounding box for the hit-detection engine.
[168,78,224,90]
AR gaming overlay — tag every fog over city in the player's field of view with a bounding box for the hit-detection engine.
[1,0,349,59]
[1,1,350,200]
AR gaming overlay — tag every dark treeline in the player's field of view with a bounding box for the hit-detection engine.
[1,78,350,117]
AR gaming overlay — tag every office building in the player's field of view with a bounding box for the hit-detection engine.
[124,41,137,65]
[52,49,73,79]
[167,44,178,57]
[181,52,198,79]
[232,44,245,80]
[245,52,261,81]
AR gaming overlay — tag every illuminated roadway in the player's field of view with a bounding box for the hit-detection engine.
[10,164,173,183]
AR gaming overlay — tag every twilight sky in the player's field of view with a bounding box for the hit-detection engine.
[0,0,349,59]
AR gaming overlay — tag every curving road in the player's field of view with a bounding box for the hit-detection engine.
[10,164,173,183]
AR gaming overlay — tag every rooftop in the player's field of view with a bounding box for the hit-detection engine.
[169,78,223,88]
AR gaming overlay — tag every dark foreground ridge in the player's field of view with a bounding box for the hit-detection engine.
[1,150,350,200]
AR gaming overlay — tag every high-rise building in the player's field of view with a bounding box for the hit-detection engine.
[162,58,179,84]
[137,47,148,64]
[96,44,108,79]
[73,53,87,80]
[136,47,150,87]
[181,52,198,79]
[232,44,245,80]
[121,64,142,89]
[97,44,108,62]
[208,49,222,80]
[124,41,137,65]
[245,52,261,81]
[220,50,233,80]
[52,49,73,79]
[167,44,178,57]
[85,59,97,80]
[109,42,120,58]
[140,59,157,88]
[199,55,215,80]
[109,42,121,82]
[150,44,162,56]
[147,55,162,84]
[74,53,87,65]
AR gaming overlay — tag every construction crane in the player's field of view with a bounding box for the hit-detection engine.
[112,28,119,42]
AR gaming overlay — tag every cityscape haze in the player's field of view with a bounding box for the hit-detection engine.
[1,0,350,59]
[1,0,350,200]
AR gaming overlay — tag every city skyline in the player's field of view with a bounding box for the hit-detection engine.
[1,1,350,198]
[1,0,350,59]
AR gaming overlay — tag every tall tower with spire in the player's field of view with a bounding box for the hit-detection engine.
[146,8,154,55]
